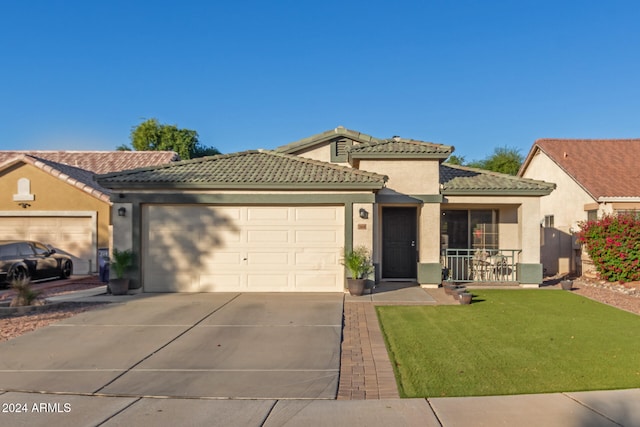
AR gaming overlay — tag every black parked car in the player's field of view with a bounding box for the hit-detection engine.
[0,240,73,286]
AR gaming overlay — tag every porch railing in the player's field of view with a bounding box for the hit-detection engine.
[442,249,521,283]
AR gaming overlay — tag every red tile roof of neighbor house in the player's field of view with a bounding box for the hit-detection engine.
[0,151,179,174]
[520,139,640,199]
[0,151,179,202]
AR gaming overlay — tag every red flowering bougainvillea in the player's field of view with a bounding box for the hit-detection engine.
[577,213,640,282]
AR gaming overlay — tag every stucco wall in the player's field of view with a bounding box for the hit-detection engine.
[521,150,593,228]
[352,202,374,251]
[520,150,593,274]
[288,143,337,164]
[358,159,440,194]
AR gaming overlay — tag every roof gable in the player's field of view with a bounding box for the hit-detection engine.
[276,126,383,154]
[441,164,555,195]
[276,126,453,160]
[0,151,179,203]
[96,150,388,190]
[519,139,640,199]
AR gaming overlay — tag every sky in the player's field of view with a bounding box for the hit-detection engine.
[2,0,640,162]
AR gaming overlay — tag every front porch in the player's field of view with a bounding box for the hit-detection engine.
[442,248,521,283]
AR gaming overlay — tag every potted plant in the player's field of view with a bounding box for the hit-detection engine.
[560,280,573,290]
[341,245,374,296]
[459,292,473,305]
[109,248,134,295]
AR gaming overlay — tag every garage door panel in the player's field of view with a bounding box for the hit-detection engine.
[248,252,289,265]
[294,273,341,290]
[247,274,289,289]
[295,230,340,244]
[201,251,242,266]
[295,251,338,266]
[0,216,94,275]
[144,205,344,292]
[215,229,242,244]
[247,230,289,243]
[247,207,289,221]
[295,207,340,221]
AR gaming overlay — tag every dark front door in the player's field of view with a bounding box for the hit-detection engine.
[382,207,417,278]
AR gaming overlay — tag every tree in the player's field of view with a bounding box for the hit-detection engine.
[455,147,523,175]
[445,155,466,165]
[124,118,220,159]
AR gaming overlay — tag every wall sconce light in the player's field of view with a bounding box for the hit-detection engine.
[118,207,126,217]
[359,208,368,219]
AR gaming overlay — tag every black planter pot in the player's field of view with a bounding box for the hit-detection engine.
[459,292,473,305]
[347,279,367,296]
[109,278,130,295]
[561,280,573,291]
[452,288,467,300]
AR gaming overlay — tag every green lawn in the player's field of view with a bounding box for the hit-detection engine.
[377,290,640,398]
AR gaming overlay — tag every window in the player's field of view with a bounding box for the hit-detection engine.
[587,210,598,222]
[33,243,49,256]
[543,215,554,228]
[615,209,640,219]
[441,209,499,250]
[17,243,34,256]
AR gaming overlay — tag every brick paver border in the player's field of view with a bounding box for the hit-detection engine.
[337,302,400,400]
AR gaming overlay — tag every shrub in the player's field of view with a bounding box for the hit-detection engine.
[10,277,42,307]
[341,246,374,279]
[577,213,640,282]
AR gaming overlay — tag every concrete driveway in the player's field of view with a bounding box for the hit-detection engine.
[0,293,343,399]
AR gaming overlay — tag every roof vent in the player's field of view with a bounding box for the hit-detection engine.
[563,152,568,158]
[392,135,401,141]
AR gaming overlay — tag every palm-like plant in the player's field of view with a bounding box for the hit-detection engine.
[111,248,134,279]
[342,246,374,279]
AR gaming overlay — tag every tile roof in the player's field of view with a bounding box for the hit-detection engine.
[0,151,179,203]
[348,138,452,158]
[0,151,179,174]
[96,150,388,190]
[441,164,555,195]
[276,126,453,158]
[520,139,640,199]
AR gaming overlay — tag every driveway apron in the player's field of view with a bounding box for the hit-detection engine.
[0,293,343,399]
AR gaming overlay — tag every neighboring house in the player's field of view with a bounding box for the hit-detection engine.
[96,127,555,293]
[518,138,640,276]
[0,151,179,274]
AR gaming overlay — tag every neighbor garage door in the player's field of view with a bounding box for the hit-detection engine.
[0,216,94,274]
[143,205,345,292]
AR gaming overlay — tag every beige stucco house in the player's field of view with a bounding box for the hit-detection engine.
[0,151,178,274]
[519,138,640,276]
[97,127,555,293]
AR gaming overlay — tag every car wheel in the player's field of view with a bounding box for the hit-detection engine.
[9,267,29,283]
[60,260,73,279]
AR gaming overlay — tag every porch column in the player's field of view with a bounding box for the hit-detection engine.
[518,198,543,287]
[417,203,442,288]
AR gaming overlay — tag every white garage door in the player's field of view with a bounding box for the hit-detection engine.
[0,216,94,274]
[143,205,345,292]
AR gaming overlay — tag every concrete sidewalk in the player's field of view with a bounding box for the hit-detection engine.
[0,389,638,426]
[1,284,639,426]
